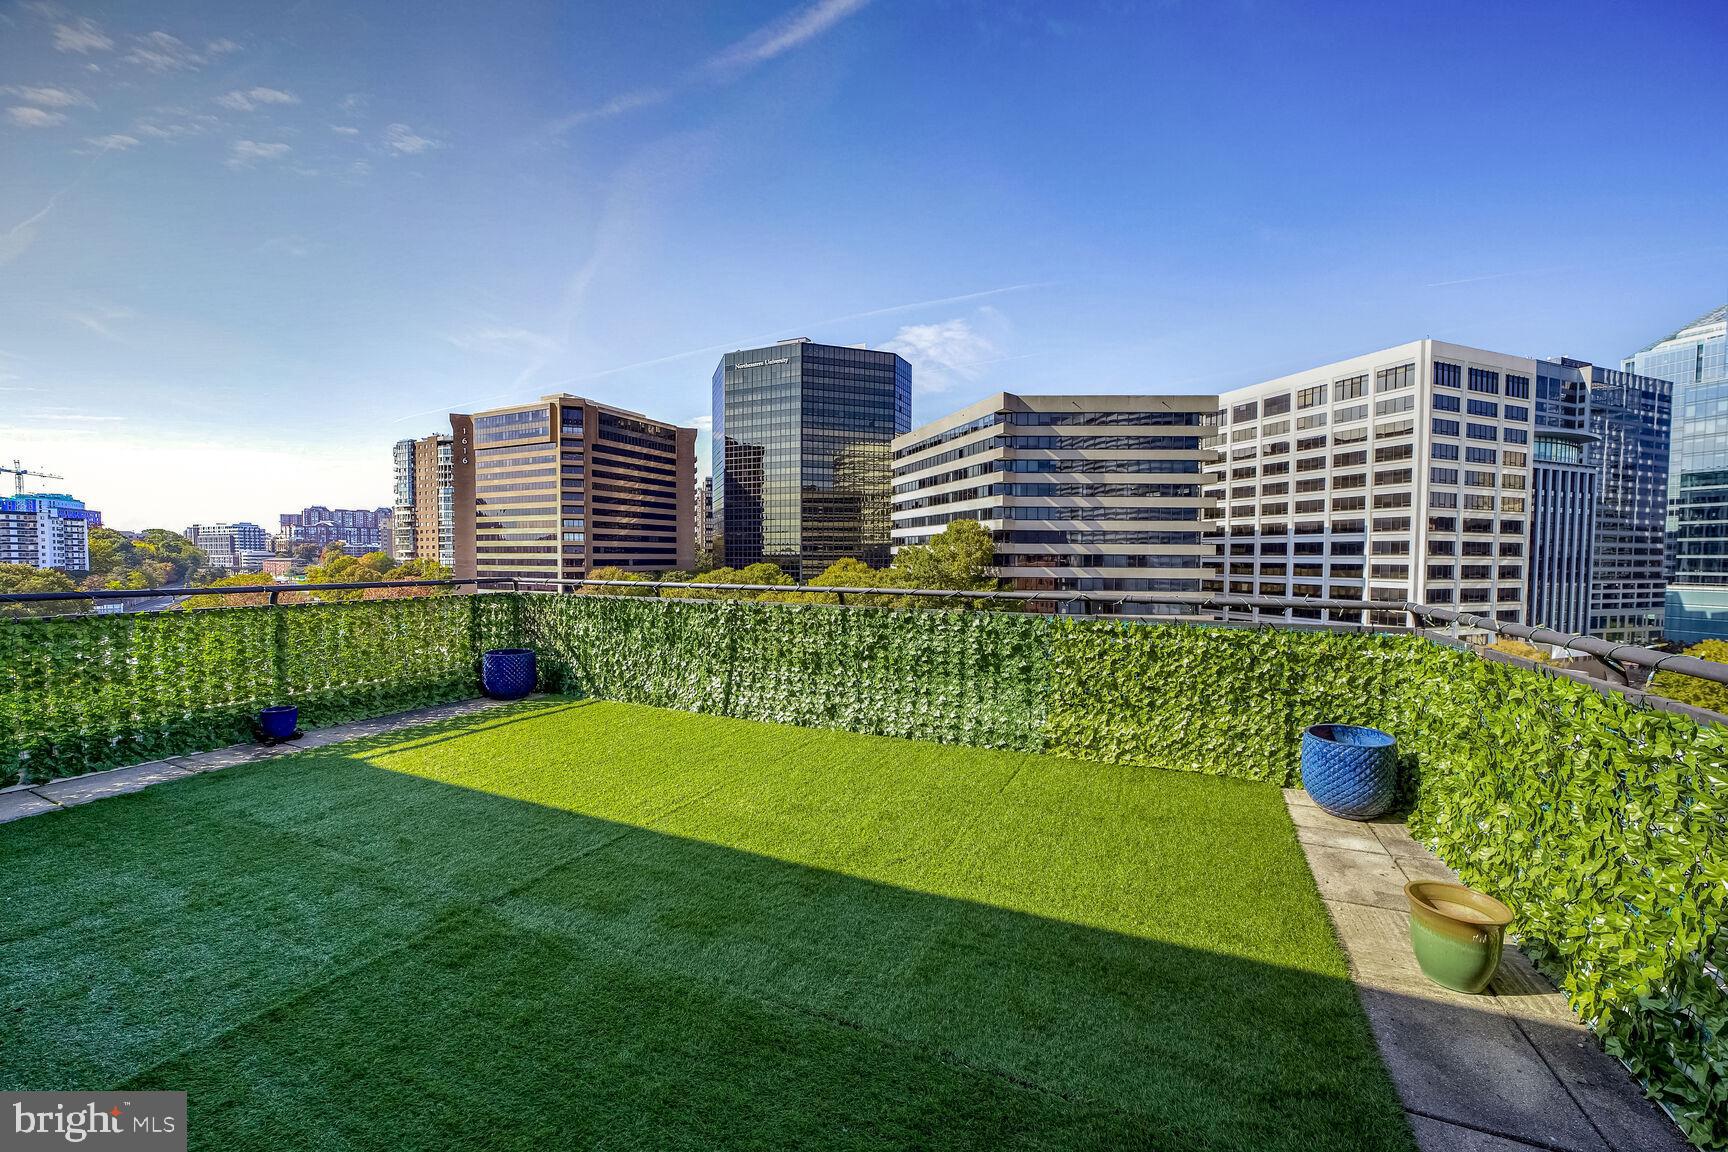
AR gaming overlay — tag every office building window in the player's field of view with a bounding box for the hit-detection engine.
[1297,385,1326,409]
[1375,364,1416,393]
[1433,394,1460,412]
[1264,393,1292,416]
[1505,374,1530,399]
[1432,442,1459,461]
[1434,361,1462,388]
[1466,399,1499,418]
[1466,422,1497,441]
[1333,375,1366,402]
[1432,418,1459,437]
[1467,368,1499,394]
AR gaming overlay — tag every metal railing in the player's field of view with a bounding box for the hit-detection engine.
[3,575,1725,691]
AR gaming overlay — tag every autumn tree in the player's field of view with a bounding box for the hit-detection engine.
[1649,640,1728,715]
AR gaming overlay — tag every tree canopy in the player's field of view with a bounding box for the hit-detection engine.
[84,527,210,590]
[1649,639,1728,716]
[0,563,81,618]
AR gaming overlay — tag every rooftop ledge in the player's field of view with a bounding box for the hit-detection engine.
[1,589,1723,1150]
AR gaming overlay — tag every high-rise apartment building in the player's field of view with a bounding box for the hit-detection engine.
[391,435,455,566]
[695,476,713,552]
[712,339,911,578]
[1207,341,1538,631]
[0,493,96,570]
[277,506,392,556]
[1625,304,1728,644]
[891,393,1215,613]
[451,395,695,585]
[185,522,271,571]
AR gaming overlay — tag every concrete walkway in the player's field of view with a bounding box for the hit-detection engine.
[1285,789,1688,1152]
[0,698,517,824]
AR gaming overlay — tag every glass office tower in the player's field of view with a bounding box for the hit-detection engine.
[712,339,912,578]
[1625,305,1728,644]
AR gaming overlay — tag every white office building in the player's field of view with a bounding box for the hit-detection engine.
[185,522,270,572]
[1207,341,1538,631]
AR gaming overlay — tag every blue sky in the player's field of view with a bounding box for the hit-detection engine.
[2,0,1725,530]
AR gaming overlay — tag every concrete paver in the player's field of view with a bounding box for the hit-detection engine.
[1287,790,1688,1152]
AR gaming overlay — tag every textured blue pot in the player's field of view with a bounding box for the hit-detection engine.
[482,648,537,701]
[1301,723,1397,820]
[259,705,298,741]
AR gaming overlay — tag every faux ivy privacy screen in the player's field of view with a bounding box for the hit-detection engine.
[0,595,518,785]
[5,592,1727,1145]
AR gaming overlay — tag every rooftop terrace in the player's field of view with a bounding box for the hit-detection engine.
[1,587,1724,1150]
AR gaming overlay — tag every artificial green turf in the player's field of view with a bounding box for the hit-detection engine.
[0,698,1414,1151]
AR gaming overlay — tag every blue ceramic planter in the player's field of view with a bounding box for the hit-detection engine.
[1301,723,1397,820]
[259,705,298,741]
[482,648,537,701]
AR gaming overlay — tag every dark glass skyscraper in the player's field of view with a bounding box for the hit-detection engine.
[713,339,912,578]
[1527,359,1670,643]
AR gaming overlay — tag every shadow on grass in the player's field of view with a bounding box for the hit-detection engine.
[6,704,1645,1151]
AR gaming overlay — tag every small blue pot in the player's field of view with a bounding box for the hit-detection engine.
[259,705,298,741]
[482,648,537,700]
[1301,723,1397,820]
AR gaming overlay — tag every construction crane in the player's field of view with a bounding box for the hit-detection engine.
[1,458,64,497]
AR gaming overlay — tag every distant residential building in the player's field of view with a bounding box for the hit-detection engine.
[260,556,296,576]
[695,476,713,551]
[277,506,392,556]
[185,522,271,571]
[450,395,696,585]
[1625,304,1728,644]
[1206,340,1539,632]
[713,338,911,578]
[0,493,97,570]
[391,435,455,566]
[892,393,1214,613]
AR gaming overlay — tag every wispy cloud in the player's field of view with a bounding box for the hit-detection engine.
[703,0,870,75]
[2,85,94,108]
[124,31,238,72]
[444,327,561,356]
[0,179,79,265]
[383,123,442,155]
[226,139,290,167]
[68,304,135,342]
[539,283,1047,386]
[329,124,360,136]
[83,133,140,152]
[6,106,67,128]
[881,314,1006,394]
[216,87,299,112]
[133,111,220,140]
[52,17,113,54]
[550,0,871,132]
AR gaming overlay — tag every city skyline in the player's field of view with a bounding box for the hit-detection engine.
[2,0,1725,530]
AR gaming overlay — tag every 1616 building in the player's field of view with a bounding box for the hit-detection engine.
[451,395,695,586]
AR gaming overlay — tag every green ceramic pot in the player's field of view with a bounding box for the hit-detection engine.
[1405,880,1514,994]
